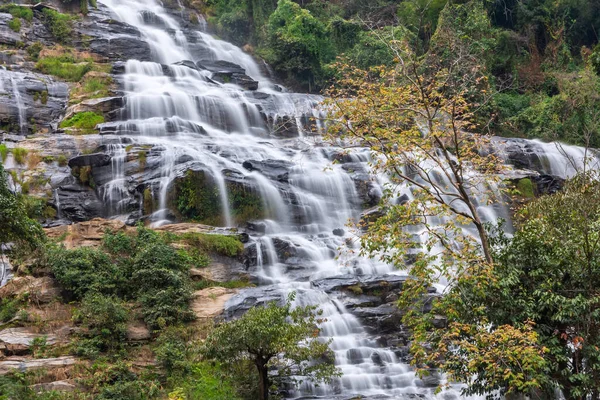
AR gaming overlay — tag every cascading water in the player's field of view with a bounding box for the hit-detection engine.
[92,0,588,398]
[8,74,27,136]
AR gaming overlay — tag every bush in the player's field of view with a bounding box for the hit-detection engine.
[60,112,105,131]
[26,42,43,61]
[42,9,73,43]
[264,0,333,82]
[8,17,22,32]
[73,293,129,357]
[83,362,160,400]
[138,286,195,330]
[2,5,33,22]
[169,362,243,400]
[0,298,21,323]
[49,246,127,300]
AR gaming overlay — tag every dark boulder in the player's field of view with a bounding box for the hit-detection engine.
[68,153,112,169]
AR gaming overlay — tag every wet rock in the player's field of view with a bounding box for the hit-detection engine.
[224,286,282,318]
[353,305,403,334]
[68,153,111,168]
[246,220,267,233]
[197,60,259,90]
[139,10,167,27]
[332,228,345,237]
[371,352,384,366]
[532,174,564,195]
[173,60,199,71]
[242,159,292,182]
[311,274,407,294]
[0,69,69,134]
[65,97,124,122]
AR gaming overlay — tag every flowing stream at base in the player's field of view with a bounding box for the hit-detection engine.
[93,1,598,398]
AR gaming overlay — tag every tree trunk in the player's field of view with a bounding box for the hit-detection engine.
[256,358,269,400]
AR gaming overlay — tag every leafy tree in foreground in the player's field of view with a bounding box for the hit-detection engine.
[202,293,340,400]
[416,174,600,398]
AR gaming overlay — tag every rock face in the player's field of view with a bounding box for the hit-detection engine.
[191,287,239,319]
[196,60,259,90]
[0,69,69,135]
[0,357,77,375]
[0,328,58,355]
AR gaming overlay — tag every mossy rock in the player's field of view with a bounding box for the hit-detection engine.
[516,178,535,198]
[167,169,264,226]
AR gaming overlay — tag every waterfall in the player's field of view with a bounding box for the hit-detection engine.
[95,0,506,397]
[9,75,27,135]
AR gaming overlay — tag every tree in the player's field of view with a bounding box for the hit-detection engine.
[0,164,44,280]
[414,173,600,398]
[202,293,339,400]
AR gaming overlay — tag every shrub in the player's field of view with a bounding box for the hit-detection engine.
[83,362,160,400]
[49,245,127,300]
[42,9,73,43]
[26,42,43,61]
[2,5,33,22]
[139,286,195,330]
[8,17,21,32]
[73,293,129,357]
[169,362,243,400]
[0,298,20,323]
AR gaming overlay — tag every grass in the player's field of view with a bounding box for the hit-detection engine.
[36,55,93,82]
[12,147,28,165]
[180,232,244,258]
[27,152,41,169]
[0,144,8,162]
[71,75,113,101]
[60,112,105,132]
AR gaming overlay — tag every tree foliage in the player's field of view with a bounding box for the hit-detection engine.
[202,293,340,400]
[410,174,600,398]
[0,164,44,251]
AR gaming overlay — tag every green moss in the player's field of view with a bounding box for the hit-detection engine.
[517,178,535,198]
[143,187,154,215]
[138,150,147,170]
[181,232,244,257]
[40,90,48,105]
[227,181,264,225]
[36,55,93,82]
[171,170,224,225]
[8,17,21,33]
[60,112,105,132]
